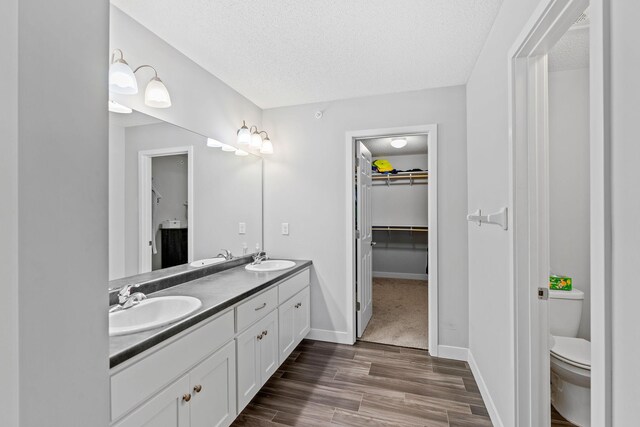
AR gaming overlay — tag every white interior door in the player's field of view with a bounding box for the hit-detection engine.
[356,141,373,337]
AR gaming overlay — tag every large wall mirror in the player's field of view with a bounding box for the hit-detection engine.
[109,110,263,281]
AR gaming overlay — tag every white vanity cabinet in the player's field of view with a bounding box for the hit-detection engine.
[110,267,311,426]
[236,309,279,411]
[278,286,311,364]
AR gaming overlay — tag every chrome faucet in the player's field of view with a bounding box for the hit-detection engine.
[109,284,147,313]
[251,252,269,265]
[217,249,234,260]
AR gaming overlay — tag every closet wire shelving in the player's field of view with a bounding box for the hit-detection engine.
[372,171,428,186]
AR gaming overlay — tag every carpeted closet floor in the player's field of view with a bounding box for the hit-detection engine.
[360,277,428,349]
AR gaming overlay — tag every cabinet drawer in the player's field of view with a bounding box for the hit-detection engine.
[110,310,234,422]
[236,287,278,332]
[278,269,310,305]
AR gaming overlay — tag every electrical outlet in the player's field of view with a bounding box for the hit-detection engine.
[239,222,246,234]
[281,223,289,235]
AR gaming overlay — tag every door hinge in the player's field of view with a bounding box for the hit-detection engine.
[355,230,361,239]
[355,157,360,168]
[538,287,548,300]
[356,301,361,311]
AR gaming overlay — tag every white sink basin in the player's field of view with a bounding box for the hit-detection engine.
[245,260,296,272]
[109,296,202,336]
[190,257,226,268]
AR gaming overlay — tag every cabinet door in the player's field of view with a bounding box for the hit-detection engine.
[278,296,297,364]
[258,310,279,384]
[236,321,262,412]
[293,286,311,345]
[190,341,236,427]
[113,375,190,427]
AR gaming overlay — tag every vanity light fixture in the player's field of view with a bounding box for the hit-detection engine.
[390,138,407,149]
[108,100,132,114]
[236,121,274,154]
[237,121,251,145]
[109,49,138,95]
[235,149,249,156]
[109,49,172,108]
[134,65,171,108]
[206,138,223,148]
[221,144,237,152]
[259,132,274,154]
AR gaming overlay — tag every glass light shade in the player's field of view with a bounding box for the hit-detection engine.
[221,144,237,152]
[250,132,263,149]
[390,138,407,148]
[237,125,251,145]
[145,77,171,108]
[109,61,138,95]
[260,137,274,154]
[108,100,132,114]
[235,149,249,156]
[206,138,223,148]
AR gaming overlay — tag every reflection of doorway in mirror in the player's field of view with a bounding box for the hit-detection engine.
[138,146,194,275]
[151,154,188,271]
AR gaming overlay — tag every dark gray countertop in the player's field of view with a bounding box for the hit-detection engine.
[109,259,312,368]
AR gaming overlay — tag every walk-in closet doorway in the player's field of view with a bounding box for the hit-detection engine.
[345,124,438,355]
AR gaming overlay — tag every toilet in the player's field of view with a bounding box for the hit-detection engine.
[549,288,590,426]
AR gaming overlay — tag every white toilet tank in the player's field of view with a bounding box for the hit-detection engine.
[549,288,584,337]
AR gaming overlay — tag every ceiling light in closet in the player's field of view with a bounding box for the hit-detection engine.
[391,138,407,149]
[206,138,223,148]
[108,100,132,114]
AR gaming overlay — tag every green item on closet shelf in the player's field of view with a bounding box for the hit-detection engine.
[372,159,394,173]
[549,275,572,291]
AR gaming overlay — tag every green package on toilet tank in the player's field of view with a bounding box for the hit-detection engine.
[549,275,572,291]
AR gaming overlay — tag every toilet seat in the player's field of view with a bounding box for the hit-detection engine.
[551,336,590,370]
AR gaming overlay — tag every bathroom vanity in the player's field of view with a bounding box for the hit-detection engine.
[108,260,311,427]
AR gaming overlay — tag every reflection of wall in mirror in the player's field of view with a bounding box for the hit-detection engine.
[108,120,263,280]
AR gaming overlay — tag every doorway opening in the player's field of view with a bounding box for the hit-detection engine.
[138,146,194,274]
[346,125,438,353]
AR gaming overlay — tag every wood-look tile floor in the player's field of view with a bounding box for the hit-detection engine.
[232,339,493,426]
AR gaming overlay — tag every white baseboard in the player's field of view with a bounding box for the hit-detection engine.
[306,328,352,345]
[373,271,429,281]
[468,350,504,427]
[436,345,469,361]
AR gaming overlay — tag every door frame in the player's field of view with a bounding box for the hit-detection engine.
[138,146,194,273]
[345,124,438,354]
[508,0,610,425]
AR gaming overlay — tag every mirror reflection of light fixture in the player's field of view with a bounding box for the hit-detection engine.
[250,126,263,149]
[134,65,171,108]
[235,149,248,156]
[221,144,237,152]
[108,100,132,114]
[206,138,223,148]
[260,132,274,154]
[109,49,138,95]
[237,121,251,145]
[390,138,407,149]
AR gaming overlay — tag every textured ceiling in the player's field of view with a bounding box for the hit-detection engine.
[362,134,428,157]
[549,27,589,72]
[111,0,503,109]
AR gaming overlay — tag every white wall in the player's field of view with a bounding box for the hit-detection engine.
[16,0,110,424]
[610,1,640,424]
[371,153,429,278]
[109,123,126,279]
[151,155,188,270]
[117,122,262,278]
[110,5,261,151]
[548,68,591,339]
[263,85,469,347]
[465,0,543,424]
[0,0,19,424]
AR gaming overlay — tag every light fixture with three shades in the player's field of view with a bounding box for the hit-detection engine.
[237,121,274,154]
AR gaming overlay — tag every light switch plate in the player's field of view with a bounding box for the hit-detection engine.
[281,223,289,235]
[239,222,246,234]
